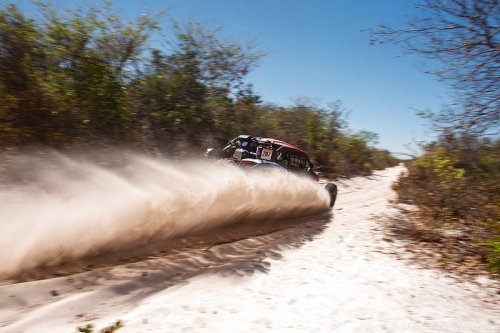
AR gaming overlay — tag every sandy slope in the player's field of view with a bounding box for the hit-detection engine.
[1,166,498,333]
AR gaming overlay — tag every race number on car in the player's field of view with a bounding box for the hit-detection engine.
[261,148,273,160]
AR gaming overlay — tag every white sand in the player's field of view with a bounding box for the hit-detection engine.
[1,166,498,333]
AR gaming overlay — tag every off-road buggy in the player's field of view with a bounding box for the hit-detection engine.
[205,135,338,208]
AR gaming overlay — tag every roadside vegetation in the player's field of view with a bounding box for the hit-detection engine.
[0,2,397,177]
[77,320,123,333]
[393,135,499,275]
[373,0,499,276]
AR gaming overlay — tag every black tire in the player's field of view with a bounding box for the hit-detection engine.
[325,183,337,208]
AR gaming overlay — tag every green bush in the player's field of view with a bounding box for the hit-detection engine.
[487,237,500,274]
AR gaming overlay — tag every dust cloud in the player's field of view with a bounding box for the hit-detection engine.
[0,152,330,279]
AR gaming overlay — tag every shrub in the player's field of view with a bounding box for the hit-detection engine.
[487,237,500,274]
[394,135,500,274]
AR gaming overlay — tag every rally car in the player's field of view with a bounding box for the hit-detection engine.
[205,135,338,208]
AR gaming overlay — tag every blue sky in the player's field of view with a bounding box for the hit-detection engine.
[9,0,452,155]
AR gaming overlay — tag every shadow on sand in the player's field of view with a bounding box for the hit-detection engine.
[7,211,333,300]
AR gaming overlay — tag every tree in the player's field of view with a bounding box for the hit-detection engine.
[167,21,264,98]
[38,2,159,138]
[0,2,160,144]
[132,21,265,149]
[0,4,50,143]
[371,0,499,134]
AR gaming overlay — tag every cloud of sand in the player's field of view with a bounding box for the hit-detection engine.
[0,153,330,278]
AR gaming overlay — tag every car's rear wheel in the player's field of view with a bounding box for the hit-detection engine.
[325,183,337,208]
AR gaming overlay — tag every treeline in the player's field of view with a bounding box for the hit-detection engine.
[0,3,398,176]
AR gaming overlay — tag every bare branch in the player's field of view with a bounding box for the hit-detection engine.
[371,0,499,134]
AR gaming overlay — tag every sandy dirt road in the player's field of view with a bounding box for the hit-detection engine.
[1,166,498,332]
